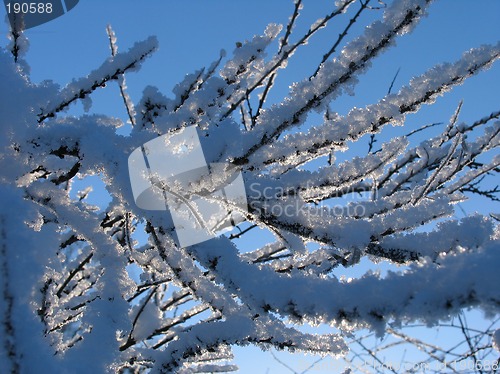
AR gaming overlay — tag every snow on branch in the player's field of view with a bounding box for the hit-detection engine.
[2,0,499,372]
[192,231,499,334]
[233,0,433,166]
[246,42,500,168]
[38,36,158,123]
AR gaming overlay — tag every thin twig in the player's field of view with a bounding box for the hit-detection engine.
[106,24,137,126]
[254,0,303,122]
[311,0,372,78]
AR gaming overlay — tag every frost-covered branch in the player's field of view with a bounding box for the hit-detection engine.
[0,218,21,373]
[1,0,499,372]
[38,36,158,123]
[245,43,500,168]
[233,0,433,165]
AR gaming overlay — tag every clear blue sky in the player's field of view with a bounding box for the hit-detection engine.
[1,1,499,372]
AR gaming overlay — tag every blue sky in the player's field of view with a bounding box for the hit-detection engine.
[2,1,499,372]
